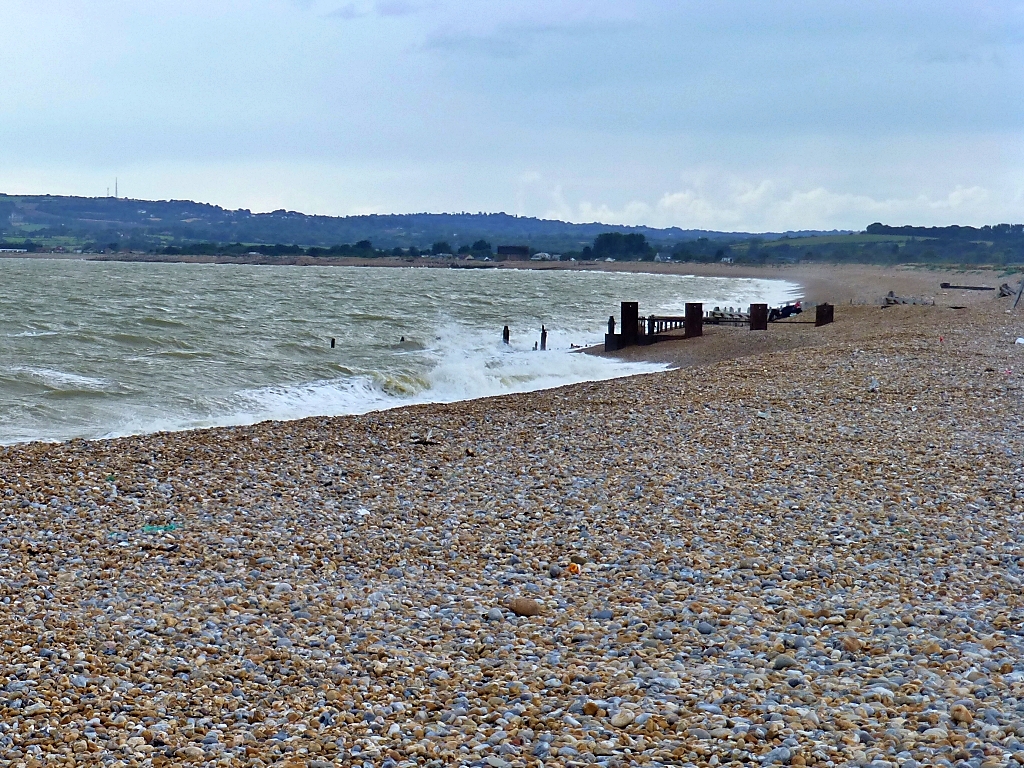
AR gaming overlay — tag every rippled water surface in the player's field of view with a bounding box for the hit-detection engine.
[0,260,799,443]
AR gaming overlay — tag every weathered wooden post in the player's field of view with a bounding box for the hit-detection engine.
[749,303,768,331]
[685,302,703,338]
[331,338,336,348]
[815,303,834,326]
[608,315,616,334]
[621,301,639,347]
[502,326,510,344]
[540,325,547,351]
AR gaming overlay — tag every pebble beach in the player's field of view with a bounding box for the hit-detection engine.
[3,289,1024,768]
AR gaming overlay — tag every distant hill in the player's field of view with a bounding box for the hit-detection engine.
[0,193,844,252]
[4,193,1021,266]
[866,222,1024,241]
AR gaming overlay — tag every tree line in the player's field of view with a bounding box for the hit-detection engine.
[6,219,1024,268]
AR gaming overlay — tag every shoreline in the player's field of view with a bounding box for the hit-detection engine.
[1,260,1016,448]
[2,297,1023,765]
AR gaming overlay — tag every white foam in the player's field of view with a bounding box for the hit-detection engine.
[11,366,112,391]
[228,339,666,426]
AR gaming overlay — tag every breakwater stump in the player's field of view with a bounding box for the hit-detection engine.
[816,303,835,326]
[685,302,703,337]
[749,303,768,331]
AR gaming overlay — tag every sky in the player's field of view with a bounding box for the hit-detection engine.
[0,0,1021,232]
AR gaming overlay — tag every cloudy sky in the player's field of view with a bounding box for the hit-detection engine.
[1,1,1021,231]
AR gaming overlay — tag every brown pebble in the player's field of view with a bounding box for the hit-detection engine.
[840,635,863,652]
[508,597,541,617]
[951,703,974,724]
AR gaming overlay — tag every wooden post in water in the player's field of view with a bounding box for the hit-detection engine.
[685,302,703,337]
[540,325,547,351]
[749,303,768,331]
[331,338,336,348]
[621,301,639,347]
[608,315,616,334]
[502,325,510,344]
[815,303,834,326]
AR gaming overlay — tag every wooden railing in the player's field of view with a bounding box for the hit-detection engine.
[644,315,687,334]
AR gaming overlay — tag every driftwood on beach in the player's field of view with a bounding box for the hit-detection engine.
[940,282,994,291]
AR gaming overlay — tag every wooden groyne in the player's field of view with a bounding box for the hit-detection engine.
[605,300,830,352]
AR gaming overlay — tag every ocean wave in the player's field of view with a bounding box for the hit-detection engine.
[10,366,114,392]
[0,265,797,444]
[224,336,666,426]
[7,330,61,338]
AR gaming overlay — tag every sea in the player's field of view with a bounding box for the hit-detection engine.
[0,259,799,444]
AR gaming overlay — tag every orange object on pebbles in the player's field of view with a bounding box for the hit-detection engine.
[567,562,581,575]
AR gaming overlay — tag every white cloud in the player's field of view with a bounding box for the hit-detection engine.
[540,177,1009,232]
[1,2,1022,230]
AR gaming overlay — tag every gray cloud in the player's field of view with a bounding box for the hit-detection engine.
[376,0,424,17]
[326,0,427,20]
[326,3,367,19]
[0,0,1021,229]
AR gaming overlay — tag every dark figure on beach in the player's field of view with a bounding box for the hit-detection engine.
[502,326,510,344]
[768,302,802,322]
[540,325,547,351]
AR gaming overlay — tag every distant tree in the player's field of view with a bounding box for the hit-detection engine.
[355,239,372,251]
[457,244,472,254]
[408,246,420,257]
[592,232,652,261]
[0,201,15,229]
[581,246,593,260]
[471,239,492,253]
[744,238,764,264]
[391,246,404,256]
[432,241,451,255]
[671,244,695,261]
